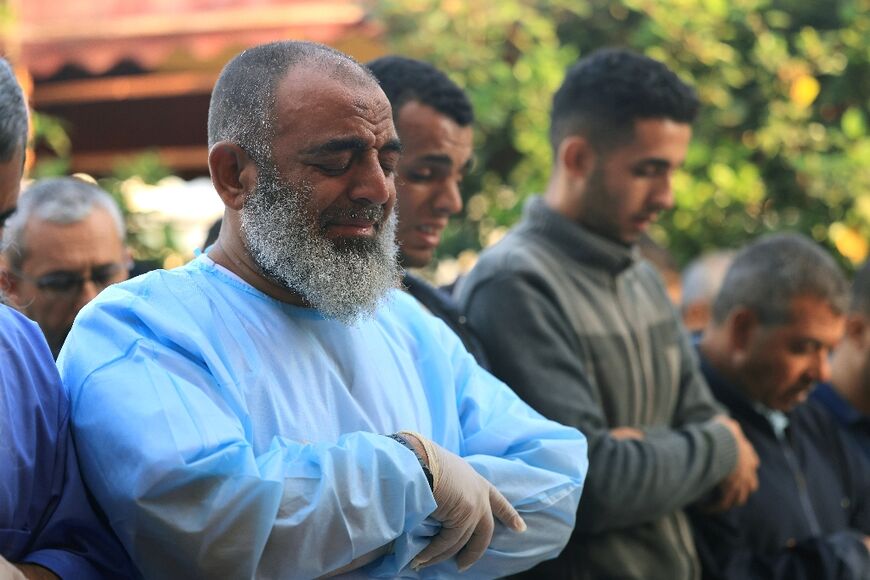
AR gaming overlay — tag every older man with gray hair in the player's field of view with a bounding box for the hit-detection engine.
[2,177,130,357]
[57,40,585,579]
[692,233,870,580]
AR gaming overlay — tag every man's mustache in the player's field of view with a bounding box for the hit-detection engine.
[319,204,386,229]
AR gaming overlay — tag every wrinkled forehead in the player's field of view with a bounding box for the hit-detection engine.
[271,66,395,145]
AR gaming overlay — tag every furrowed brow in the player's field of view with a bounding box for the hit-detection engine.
[418,154,454,167]
[381,138,403,155]
[637,158,673,169]
[303,137,370,156]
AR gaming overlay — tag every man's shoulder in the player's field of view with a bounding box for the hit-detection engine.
[797,394,864,441]
[0,304,53,365]
[379,287,443,331]
[0,301,38,338]
[62,260,233,372]
[0,304,65,413]
[82,258,225,322]
[461,226,565,298]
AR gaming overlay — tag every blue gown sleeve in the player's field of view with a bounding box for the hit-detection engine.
[0,306,134,579]
[59,295,437,580]
[375,318,587,578]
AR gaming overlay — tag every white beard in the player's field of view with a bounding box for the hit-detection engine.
[239,164,401,325]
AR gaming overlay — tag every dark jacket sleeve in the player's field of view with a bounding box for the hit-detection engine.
[461,270,737,533]
[691,507,870,580]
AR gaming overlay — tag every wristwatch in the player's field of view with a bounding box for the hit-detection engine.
[387,432,434,491]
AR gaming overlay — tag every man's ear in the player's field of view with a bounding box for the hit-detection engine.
[727,307,758,358]
[0,267,22,304]
[845,313,868,346]
[208,142,258,211]
[558,135,597,181]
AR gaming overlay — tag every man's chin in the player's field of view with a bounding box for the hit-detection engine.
[398,250,431,271]
[327,233,381,253]
[776,387,812,412]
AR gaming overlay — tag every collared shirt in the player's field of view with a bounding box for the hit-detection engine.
[0,304,134,579]
[751,401,790,439]
[58,254,587,579]
[811,383,870,459]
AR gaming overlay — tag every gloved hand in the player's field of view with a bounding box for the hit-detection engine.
[0,555,27,580]
[402,432,526,573]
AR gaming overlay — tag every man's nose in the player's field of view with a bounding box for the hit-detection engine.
[348,155,392,206]
[433,180,463,216]
[651,173,675,211]
[75,279,101,309]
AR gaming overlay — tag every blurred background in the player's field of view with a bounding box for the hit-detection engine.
[2,0,869,281]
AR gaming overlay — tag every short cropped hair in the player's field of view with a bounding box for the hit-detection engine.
[850,260,870,316]
[207,40,376,164]
[711,233,849,325]
[366,56,473,126]
[550,48,699,154]
[0,58,28,162]
[2,177,125,270]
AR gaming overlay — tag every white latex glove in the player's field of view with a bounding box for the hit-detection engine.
[0,555,26,580]
[402,432,526,573]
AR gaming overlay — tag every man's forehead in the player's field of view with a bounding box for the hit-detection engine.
[272,69,396,150]
[761,296,845,337]
[276,66,385,112]
[396,102,473,154]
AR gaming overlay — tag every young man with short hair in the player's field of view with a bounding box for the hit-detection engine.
[460,48,758,580]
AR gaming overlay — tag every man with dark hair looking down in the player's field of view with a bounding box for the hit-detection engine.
[459,48,758,579]
[57,41,586,579]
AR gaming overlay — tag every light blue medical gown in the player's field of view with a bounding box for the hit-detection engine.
[58,255,587,579]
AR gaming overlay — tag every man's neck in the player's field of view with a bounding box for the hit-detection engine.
[208,236,308,307]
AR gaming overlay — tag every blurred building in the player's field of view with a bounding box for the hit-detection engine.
[4,0,382,177]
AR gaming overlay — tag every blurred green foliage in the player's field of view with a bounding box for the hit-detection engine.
[374,0,870,269]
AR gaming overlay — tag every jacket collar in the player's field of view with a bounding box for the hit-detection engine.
[697,350,783,435]
[521,196,639,275]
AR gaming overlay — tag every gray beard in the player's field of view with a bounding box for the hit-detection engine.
[239,165,401,325]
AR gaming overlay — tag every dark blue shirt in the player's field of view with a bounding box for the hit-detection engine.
[0,305,134,578]
[811,383,870,460]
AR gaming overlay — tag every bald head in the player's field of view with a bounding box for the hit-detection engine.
[207,41,379,165]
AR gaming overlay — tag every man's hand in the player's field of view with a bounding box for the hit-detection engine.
[862,535,870,553]
[0,555,27,580]
[610,426,644,440]
[708,416,759,512]
[402,433,526,573]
